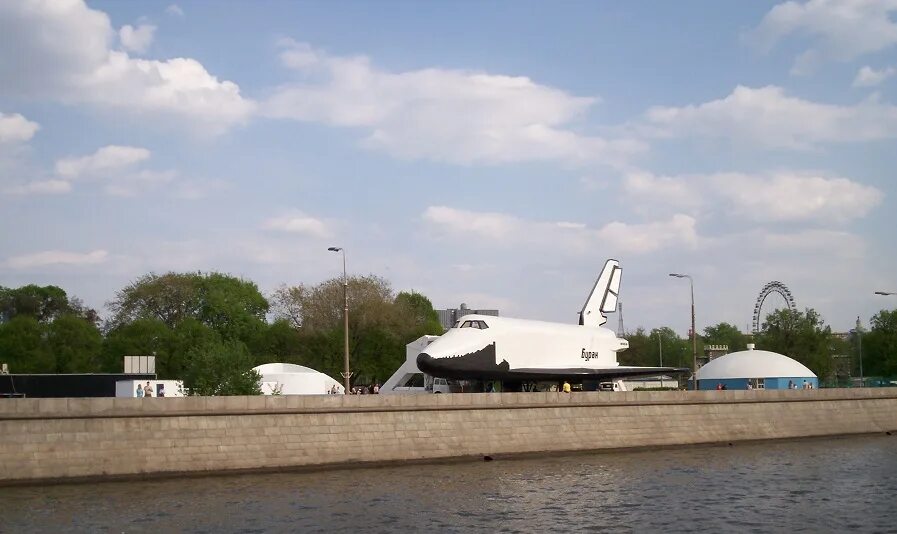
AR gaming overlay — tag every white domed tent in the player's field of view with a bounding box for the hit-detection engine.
[253,363,344,395]
[694,346,817,390]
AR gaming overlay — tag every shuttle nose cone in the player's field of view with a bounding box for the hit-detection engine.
[416,352,439,376]
[416,343,504,380]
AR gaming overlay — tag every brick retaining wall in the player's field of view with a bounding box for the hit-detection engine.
[1,388,895,484]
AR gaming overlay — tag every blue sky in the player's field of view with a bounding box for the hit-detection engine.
[1,0,895,335]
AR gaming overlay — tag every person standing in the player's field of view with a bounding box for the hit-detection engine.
[144,381,153,397]
[136,384,144,398]
[562,381,571,393]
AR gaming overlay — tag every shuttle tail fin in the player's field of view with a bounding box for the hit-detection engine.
[579,259,621,328]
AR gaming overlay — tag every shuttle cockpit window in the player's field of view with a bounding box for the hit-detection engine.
[460,320,488,329]
[477,320,489,329]
[452,321,461,328]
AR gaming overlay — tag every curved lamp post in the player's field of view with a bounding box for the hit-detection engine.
[669,273,697,390]
[328,247,351,394]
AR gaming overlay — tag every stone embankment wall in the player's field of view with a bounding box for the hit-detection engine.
[2,388,896,484]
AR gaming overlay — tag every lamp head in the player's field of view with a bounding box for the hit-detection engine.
[669,273,685,278]
[875,291,895,296]
[327,247,342,252]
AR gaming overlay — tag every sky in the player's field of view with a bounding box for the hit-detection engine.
[1,0,895,336]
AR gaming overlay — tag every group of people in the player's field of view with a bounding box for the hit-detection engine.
[713,380,815,390]
[350,384,379,395]
[135,381,164,397]
[328,384,380,394]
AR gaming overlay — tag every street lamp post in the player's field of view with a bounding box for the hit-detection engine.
[657,330,664,388]
[855,316,864,388]
[328,246,351,394]
[669,273,697,390]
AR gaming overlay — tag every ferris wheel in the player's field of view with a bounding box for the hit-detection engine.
[752,281,797,333]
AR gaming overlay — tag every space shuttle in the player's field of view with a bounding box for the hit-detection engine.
[416,260,688,384]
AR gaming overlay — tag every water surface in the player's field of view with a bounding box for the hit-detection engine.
[4,435,896,533]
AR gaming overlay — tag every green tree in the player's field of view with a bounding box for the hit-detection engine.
[756,308,834,380]
[102,318,172,373]
[167,319,222,378]
[108,272,268,344]
[46,315,103,373]
[620,327,689,369]
[0,316,53,373]
[619,328,652,367]
[199,272,269,343]
[272,276,437,384]
[703,322,748,354]
[277,275,394,332]
[863,309,897,377]
[270,284,307,329]
[181,340,261,396]
[108,272,204,329]
[394,291,444,340]
[0,284,72,323]
[256,319,303,364]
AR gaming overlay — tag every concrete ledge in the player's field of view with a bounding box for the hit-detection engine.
[2,388,895,420]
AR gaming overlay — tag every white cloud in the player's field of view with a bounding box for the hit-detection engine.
[622,170,883,223]
[50,145,181,197]
[119,24,156,54]
[262,212,330,238]
[623,171,701,209]
[422,206,697,254]
[165,4,184,17]
[0,1,254,134]
[760,229,865,258]
[853,65,896,87]
[750,0,897,73]
[710,172,883,223]
[643,85,897,149]
[5,249,109,269]
[0,112,40,143]
[56,145,151,178]
[5,180,72,196]
[103,169,177,197]
[170,178,228,200]
[262,39,643,165]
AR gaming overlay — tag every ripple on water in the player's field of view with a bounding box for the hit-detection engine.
[2,435,897,532]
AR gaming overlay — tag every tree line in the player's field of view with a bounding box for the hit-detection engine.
[0,273,444,394]
[620,307,897,385]
[1,277,895,393]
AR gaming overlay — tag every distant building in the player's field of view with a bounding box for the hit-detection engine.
[699,344,729,368]
[436,303,499,330]
[253,363,344,395]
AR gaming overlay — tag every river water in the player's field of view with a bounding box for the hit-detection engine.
[3,435,897,533]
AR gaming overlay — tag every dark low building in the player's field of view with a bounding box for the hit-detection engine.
[0,373,156,398]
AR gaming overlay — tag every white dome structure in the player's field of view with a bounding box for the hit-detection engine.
[694,345,817,390]
[253,363,344,395]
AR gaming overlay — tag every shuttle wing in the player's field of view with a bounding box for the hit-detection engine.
[510,366,690,381]
[579,259,621,327]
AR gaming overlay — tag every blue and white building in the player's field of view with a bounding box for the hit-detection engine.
[693,345,818,390]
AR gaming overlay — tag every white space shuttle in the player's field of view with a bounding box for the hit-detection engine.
[417,260,688,384]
